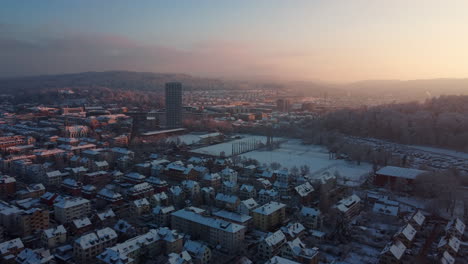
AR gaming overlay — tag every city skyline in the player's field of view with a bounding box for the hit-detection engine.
[2,0,468,82]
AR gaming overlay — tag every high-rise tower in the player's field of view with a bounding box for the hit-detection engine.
[165,82,182,128]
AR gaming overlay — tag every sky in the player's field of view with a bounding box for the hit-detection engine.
[1,0,468,82]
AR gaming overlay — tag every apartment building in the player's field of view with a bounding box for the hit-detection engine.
[41,225,67,249]
[252,202,286,231]
[54,197,91,223]
[171,207,246,253]
[73,227,118,263]
[96,228,183,264]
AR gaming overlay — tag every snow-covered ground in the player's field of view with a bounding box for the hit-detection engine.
[190,135,373,186]
[239,139,372,185]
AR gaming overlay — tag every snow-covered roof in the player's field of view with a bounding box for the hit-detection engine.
[15,248,53,264]
[0,238,24,255]
[172,208,246,233]
[215,193,239,204]
[128,182,153,193]
[97,209,116,221]
[75,227,117,249]
[202,173,221,181]
[294,182,314,197]
[167,250,192,264]
[441,250,455,264]
[43,225,66,239]
[264,230,286,247]
[153,205,175,215]
[381,239,406,260]
[411,210,425,227]
[240,184,255,192]
[281,222,306,238]
[97,188,122,200]
[97,228,182,264]
[253,201,286,215]
[445,218,465,235]
[132,198,150,208]
[300,207,320,217]
[376,166,426,179]
[213,210,252,223]
[240,198,259,209]
[438,235,460,253]
[124,172,146,180]
[0,175,16,184]
[395,224,416,242]
[335,194,361,213]
[184,240,208,258]
[72,217,91,229]
[265,256,300,264]
[54,197,89,209]
[259,189,278,197]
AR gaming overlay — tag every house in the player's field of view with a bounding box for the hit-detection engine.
[258,189,279,205]
[394,224,416,248]
[153,205,176,227]
[73,227,118,263]
[146,177,169,192]
[265,256,301,264]
[167,251,192,264]
[184,240,211,264]
[54,197,91,224]
[42,225,67,249]
[220,167,238,183]
[294,182,314,204]
[281,238,319,264]
[0,238,25,263]
[97,188,123,206]
[299,207,322,230]
[150,192,169,207]
[439,250,455,264]
[408,210,425,230]
[201,173,221,190]
[280,222,306,240]
[334,194,361,219]
[222,181,238,195]
[215,193,240,211]
[238,198,260,216]
[258,230,287,260]
[171,207,246,253]
[95,209,116,225]
[437,235,460,257]
[445,218,465,239]
[15,248,54,264]
[71,217,93,235]
[132,198,151,216]
[239,184,256,200]
[127,182,155,200]
[379,240,406,264]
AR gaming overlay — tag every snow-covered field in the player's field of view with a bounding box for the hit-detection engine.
[191,135,373,185]
[239,139,372,185]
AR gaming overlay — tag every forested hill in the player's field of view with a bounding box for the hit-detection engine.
[321,95,468,152]
[0,71,230,93]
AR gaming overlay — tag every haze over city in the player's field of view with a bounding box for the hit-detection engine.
[2,0,468,81]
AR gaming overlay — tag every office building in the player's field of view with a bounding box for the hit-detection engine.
[165,82,183,128]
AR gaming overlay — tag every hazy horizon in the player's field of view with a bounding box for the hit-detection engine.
[2,0,468,82]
